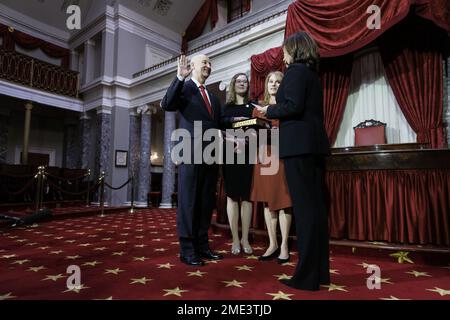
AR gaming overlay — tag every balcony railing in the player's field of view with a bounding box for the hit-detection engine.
[0,48,79,98]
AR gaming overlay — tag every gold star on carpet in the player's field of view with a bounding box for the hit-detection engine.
[135,236,145,239]
[95,228,104,231]
[158,263,175,269]
[246,255,259,260]
[42,274,65,281]
[64,240,76,243]
[112,251,125,256]
[120,233,129,236]
[281,262,295,267]
[1,254,17,259]
[49,250,63,255]
[25,242,38,246]
[62,284,89,293]
[389,251,414,264]
[217,250,228,254]
[170,241,179,245]
[330,269,340,275]
[375,277,393,284]
[163,287,189,297]
[102,238,112,241]
[133,256,149,262]
[222,280,246,288]
[105,268,125,275]
[152,238,162,242]
[53,236,64,240]
[27,266,46,272]
[266,291,294,300]
[66,255,82,260]
[134,244,147,248]
[273,274,292,280]
[15,239,27,243]
[235,265,254,271]
[321,283,348,292]
[426,287,450,296]
[406,270,431,278]
[12,259,30,265]
[38,246,49,250]
[78,243,92,247]
[116,241,128,244]
[441,264,450,270]
[205,260,219,264]
[0,292,17,300]
[357,262,378,269]
[83,261,101,267]
[94,247,107,251]
[380,296,411,300]
[252,246,264,250]
[154,248,167,252]
[93,296,113,300]
[187,270,207,277]
[130,277,153,285]
[75,232,86,235]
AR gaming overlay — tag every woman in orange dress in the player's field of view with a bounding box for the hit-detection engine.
[250,71,292,263]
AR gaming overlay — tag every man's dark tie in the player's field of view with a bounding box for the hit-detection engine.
[199,85,213,117]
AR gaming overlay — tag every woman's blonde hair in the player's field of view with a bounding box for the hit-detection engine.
[226,73,249,105]
[263,71,284,105]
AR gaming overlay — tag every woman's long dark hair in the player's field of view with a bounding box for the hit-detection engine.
[283,31,320,72]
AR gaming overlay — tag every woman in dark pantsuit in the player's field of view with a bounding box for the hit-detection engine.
[256,31,330,291]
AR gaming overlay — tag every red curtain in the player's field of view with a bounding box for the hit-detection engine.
[320,55,353,145]
[285,0,450,58]
[379,16,447,148]
[249,47,284,100]
[182,0,218,52]
[0,24,70,69]
[326,169,450,245]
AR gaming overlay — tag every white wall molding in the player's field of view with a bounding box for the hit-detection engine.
[0,3,69,48]
[14,146,56,166]
[0,80,82,112]
[188,0,290,50]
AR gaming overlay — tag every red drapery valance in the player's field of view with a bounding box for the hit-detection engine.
[182,0,218,53]
[284,0,449,58]
[0,24,70,69]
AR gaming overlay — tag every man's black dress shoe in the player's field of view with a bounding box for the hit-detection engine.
[199,250,223,260]
[180,255,205,266]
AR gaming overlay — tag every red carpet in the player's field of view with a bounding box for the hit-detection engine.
[0,208,449,300]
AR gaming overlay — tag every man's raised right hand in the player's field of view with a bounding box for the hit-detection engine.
[177,55,192,80]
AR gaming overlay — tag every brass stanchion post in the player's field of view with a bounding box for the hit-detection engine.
[34,166,43,212]
[99,171,105,217]
[130,176,135,213]
[85,169,91,207]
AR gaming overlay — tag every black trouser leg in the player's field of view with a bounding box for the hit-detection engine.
[283,155,330,290]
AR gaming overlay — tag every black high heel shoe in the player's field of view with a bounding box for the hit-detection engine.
[258,248,280,261]
[277,254,290,264]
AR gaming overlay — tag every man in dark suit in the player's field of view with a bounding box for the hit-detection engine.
[257,32,330,291]
[161,54,223,266]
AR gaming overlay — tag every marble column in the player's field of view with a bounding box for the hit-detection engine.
[82,39,95,85]
[94,106,112,204]
[136,105,156,207]
[64,122,80,169]
[22,101,33,165]
[0,112,9,164]
[160,111,176,208]
[127,108,140,204]
[79,112,92,170]
[70,50,80,72]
